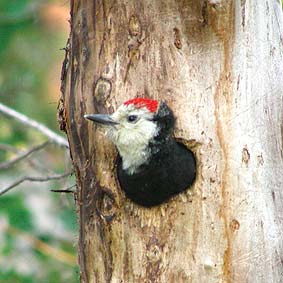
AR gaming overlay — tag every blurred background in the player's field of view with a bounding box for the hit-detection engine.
[1,1,283,283]
[0,0,79,282]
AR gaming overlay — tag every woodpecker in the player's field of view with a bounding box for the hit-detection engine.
[84,98,196,207]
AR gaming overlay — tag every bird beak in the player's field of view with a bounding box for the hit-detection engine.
[84,114,119,125]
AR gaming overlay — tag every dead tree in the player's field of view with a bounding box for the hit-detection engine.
[60,1,283,282]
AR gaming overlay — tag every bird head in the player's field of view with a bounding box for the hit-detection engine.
[84,98,175,174]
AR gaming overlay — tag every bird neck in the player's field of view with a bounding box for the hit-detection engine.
[118,143,152,175]
[119,135,174,175]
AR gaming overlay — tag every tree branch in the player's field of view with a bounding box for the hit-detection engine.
[0,142,57,173]
[0,102,69,148]
[0,172,72,196]
[0,141,50,170]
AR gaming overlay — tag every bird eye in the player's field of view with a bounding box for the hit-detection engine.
[127,115,138,123]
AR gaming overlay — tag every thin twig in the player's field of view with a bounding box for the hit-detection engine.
[51,184,76,193]
[0,102,69,148]
[0,172,72,196]
[0,141,50,170]
[51,189,75,193]
[0,142,55,173]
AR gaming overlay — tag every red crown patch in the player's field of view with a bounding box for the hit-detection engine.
[124,98,158,113]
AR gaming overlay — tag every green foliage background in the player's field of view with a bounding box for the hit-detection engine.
[0,1,78,282]
[1,1,283,283]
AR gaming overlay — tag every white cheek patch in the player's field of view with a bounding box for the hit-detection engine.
[105,103,159,174]
[107,117,158,174]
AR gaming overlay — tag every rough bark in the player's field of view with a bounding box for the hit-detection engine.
[60,0,283,282]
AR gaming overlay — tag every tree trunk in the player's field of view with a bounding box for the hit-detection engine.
[60,0,283,282]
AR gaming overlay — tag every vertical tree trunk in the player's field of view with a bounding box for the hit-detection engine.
[60,0,283,282]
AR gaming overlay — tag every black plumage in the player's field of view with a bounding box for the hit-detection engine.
[117,103,196,207]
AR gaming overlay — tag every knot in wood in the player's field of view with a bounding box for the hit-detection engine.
[173,28,182,49]
[146,244,162,263]
[96,187,116,223]
[129,15,141,37]
[242,147,250,164]
[230,219,240,232]
[94,78,112,102]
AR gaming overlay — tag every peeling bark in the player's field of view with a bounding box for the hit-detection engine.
[60,1,283,282]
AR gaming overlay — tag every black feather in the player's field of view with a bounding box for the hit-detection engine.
[117,102,196,207]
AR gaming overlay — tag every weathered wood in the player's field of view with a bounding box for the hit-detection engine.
[60,0,283,282]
